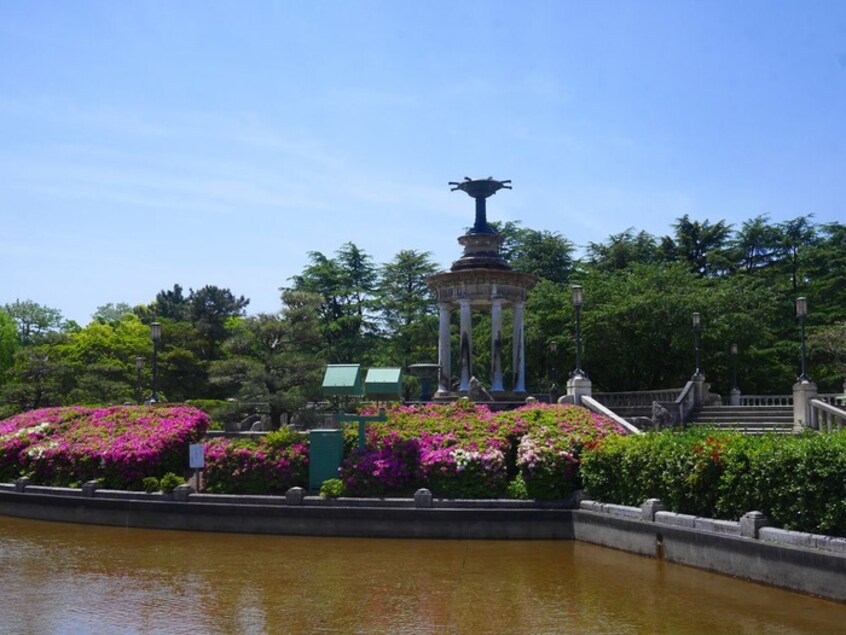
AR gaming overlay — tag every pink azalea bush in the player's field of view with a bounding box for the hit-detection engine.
[340,401,625,499]
[0,406,208,489]
[203,436,308,494]
[503,403,624,499]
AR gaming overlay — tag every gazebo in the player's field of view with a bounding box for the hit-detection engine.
[426,177,537,398]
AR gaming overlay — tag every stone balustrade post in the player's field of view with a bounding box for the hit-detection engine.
[793,380,818,432]
[567,375,592,406]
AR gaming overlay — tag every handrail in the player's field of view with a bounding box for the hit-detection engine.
[581,395,643,435]
[809,398,846,433]
[674,380,695,425]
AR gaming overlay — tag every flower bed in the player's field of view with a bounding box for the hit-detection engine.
[202,434,309,494]
[0,405,208,490]
[339,401,624,499]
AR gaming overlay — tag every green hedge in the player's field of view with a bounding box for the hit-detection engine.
[580,428,846,537]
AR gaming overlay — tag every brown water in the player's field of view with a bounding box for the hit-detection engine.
[0,515,844,634]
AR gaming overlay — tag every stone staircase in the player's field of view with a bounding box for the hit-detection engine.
[688,405,795,434]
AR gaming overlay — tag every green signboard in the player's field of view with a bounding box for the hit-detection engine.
[364,367,402,401]
[321,364,362,396]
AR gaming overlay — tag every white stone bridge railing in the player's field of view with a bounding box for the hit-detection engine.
[735,394,793,406]
[809,399,846,432]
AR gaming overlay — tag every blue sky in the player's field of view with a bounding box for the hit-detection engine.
[2,1,845,324]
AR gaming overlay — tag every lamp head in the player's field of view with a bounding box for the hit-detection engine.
[571,285,583,308]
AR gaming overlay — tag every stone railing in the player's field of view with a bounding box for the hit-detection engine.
[736,395,793,407]
[581,395,642,435]
[809,399,846,433]
[593,388,683,409]
[817,393,846,407]
[674,381,696,425]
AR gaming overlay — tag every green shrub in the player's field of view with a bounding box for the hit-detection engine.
[159,472,184,494]
[142,476,160,493]
[581,429,846,536]
[505,474,529,500]
[320,478,345,498]
[264,426,308,452]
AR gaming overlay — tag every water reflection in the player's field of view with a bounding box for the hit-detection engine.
[1,515,843,634]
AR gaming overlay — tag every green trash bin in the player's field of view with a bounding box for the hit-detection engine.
[309,429,344,491]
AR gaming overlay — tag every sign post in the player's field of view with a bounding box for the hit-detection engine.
[189,443,205,491]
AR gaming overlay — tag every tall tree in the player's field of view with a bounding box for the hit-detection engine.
[729,215,782,274]
[508,228,575,284]
[3,299,64,345]
[492,221,574,283]
[376,249,440,368]
[187,285,250,360]
[586,228,662,272]
[288,242,378,363]
[665,215,732,277]
[0,336,75,414]
[153,284,190,321]
[210,290,324,428]
[92,302,134,324]
[0,311,18,383]
[777,215,817,294]
[57,314,152,404]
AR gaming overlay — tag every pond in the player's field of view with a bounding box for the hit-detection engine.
[1,515,844,634]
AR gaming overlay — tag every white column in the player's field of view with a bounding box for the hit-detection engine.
[512,301,526,392]
[491,298,504,392]
[792,380,818,432]
[437,303,452,395]
[459,298,473,392]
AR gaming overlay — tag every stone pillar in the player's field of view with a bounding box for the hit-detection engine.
[567,374,592,406]
[512,301,527,392]
[491,297,505,392]
[437,303,452,395]
[729,388,741,406]
[793,380,818,432]
[459,298,473,392]
[691,373,706,407]
[740,511,771,539]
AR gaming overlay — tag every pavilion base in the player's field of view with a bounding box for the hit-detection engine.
[430,390,531,405]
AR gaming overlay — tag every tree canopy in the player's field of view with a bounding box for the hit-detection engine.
[2,213,845,419]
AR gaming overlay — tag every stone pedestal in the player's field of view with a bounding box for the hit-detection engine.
[691,373,706,407]
[792,380,818,432]
[729,388,741,406]
[567,375,592,406]
[740,511,771,539]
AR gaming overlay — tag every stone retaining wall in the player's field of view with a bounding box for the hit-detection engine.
[1,482,844,604]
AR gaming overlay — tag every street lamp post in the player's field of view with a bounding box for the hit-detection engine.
[135,356,144,405]
[572,285,586,378]
[692,312,702,376]
[549,341,558,403]
[730,343,738,391]
[151,322,162,402]
[796,297,809,382]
